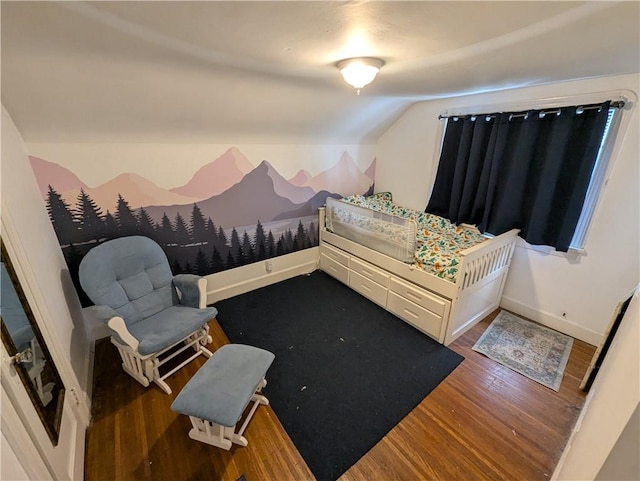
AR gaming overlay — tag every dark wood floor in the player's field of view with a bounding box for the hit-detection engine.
[86,309,595,481]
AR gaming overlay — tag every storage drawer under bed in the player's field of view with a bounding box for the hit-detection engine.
[320,243,350,266]
[387,291,444,340]
[319,253,350,285]
[388,277,449,317]
[349,270,388,307]
[349,257,389,288]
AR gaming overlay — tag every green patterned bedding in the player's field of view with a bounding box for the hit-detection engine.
[341,193,487,282]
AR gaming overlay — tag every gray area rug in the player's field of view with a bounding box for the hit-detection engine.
[472,310,574,391]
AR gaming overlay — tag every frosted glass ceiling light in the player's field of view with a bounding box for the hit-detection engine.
[337,57,383,95]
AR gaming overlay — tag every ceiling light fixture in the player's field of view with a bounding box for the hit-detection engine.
[337,57,384,95]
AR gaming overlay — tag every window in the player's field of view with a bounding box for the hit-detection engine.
[427,101,621,252]
[570,107,620,250]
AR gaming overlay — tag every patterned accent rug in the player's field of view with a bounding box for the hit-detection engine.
[472,310,574,391]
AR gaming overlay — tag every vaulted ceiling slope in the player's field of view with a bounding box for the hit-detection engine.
[2,1,639,144]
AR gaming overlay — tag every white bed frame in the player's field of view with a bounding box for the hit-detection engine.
[318,207,519,345]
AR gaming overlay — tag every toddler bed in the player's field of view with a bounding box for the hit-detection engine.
[318,193,518,345]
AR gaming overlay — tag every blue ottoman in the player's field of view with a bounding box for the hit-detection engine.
[171,344,275,450]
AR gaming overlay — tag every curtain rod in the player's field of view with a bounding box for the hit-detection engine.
[438,100,625,120]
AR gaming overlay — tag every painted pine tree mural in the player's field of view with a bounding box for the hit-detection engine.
[115,194,139,237]
[190,204,207,244]
[158,213,174,245]
[211,247,225,273]
[174,213,190,245]
[230,227,242,265]
[75,189,105,242]
[104,211,118,235]
[138,207,155,239]
[267,231,276,258]
[46,185,78,246]
[254,220,267,261]
[194,248,210,276]
[47,191,320,304]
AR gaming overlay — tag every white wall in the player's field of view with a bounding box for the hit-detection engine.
[376,74,639,343]
[1,106,92,411]
[596,404,639,481]
[552,285,639,480]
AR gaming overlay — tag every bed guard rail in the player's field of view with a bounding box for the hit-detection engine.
[324,198,417,263]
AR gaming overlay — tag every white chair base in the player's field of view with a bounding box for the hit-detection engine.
[187,379,269,450]
[112,324,213,394]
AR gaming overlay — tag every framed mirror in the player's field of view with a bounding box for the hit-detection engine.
[1,237,65,445]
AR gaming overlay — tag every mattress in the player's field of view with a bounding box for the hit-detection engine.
[340,193,487,282]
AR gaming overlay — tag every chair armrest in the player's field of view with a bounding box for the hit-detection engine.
[107,317,140,351]
[173,274,208,309]
[86,306,140,351]
[87,305,120,324]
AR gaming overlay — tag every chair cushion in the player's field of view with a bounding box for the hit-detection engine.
[127,305,218,355]
[79,236,175,325]
[171,344,275,427]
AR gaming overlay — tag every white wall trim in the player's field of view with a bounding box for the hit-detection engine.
[500,295,602,346]
[206,248,319,304]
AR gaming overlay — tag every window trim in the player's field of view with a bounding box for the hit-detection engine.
[569,107,621,250]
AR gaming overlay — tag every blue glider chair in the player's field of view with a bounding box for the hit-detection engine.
[79,236,217,394]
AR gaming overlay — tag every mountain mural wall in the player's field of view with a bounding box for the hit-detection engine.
[169,146,254,200]
[29,147,375,306]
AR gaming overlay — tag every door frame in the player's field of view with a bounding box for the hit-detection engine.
[1,208,90,479]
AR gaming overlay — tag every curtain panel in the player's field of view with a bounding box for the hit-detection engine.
[426,101,611,251]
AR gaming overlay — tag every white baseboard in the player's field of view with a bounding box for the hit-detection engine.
[500,296,601,346]
[206,248,319,304]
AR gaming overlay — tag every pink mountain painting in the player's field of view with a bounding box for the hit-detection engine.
[307,151,373,195]
[30,147,377,229]
[29,156,88,199]
[265,162,316,204]
[288,169,312,187]
[64,173,200,213]
[30,156,200,212]
[364,158,376,182]
[170,147,254,200]
[31,148,374,218]
[145,160,305,228]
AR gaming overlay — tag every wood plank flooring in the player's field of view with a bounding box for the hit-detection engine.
[86,310,595,481]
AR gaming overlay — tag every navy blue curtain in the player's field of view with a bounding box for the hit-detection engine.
[426,102,611,251]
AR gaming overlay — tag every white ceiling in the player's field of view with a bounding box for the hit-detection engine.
[2,1,639,144]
